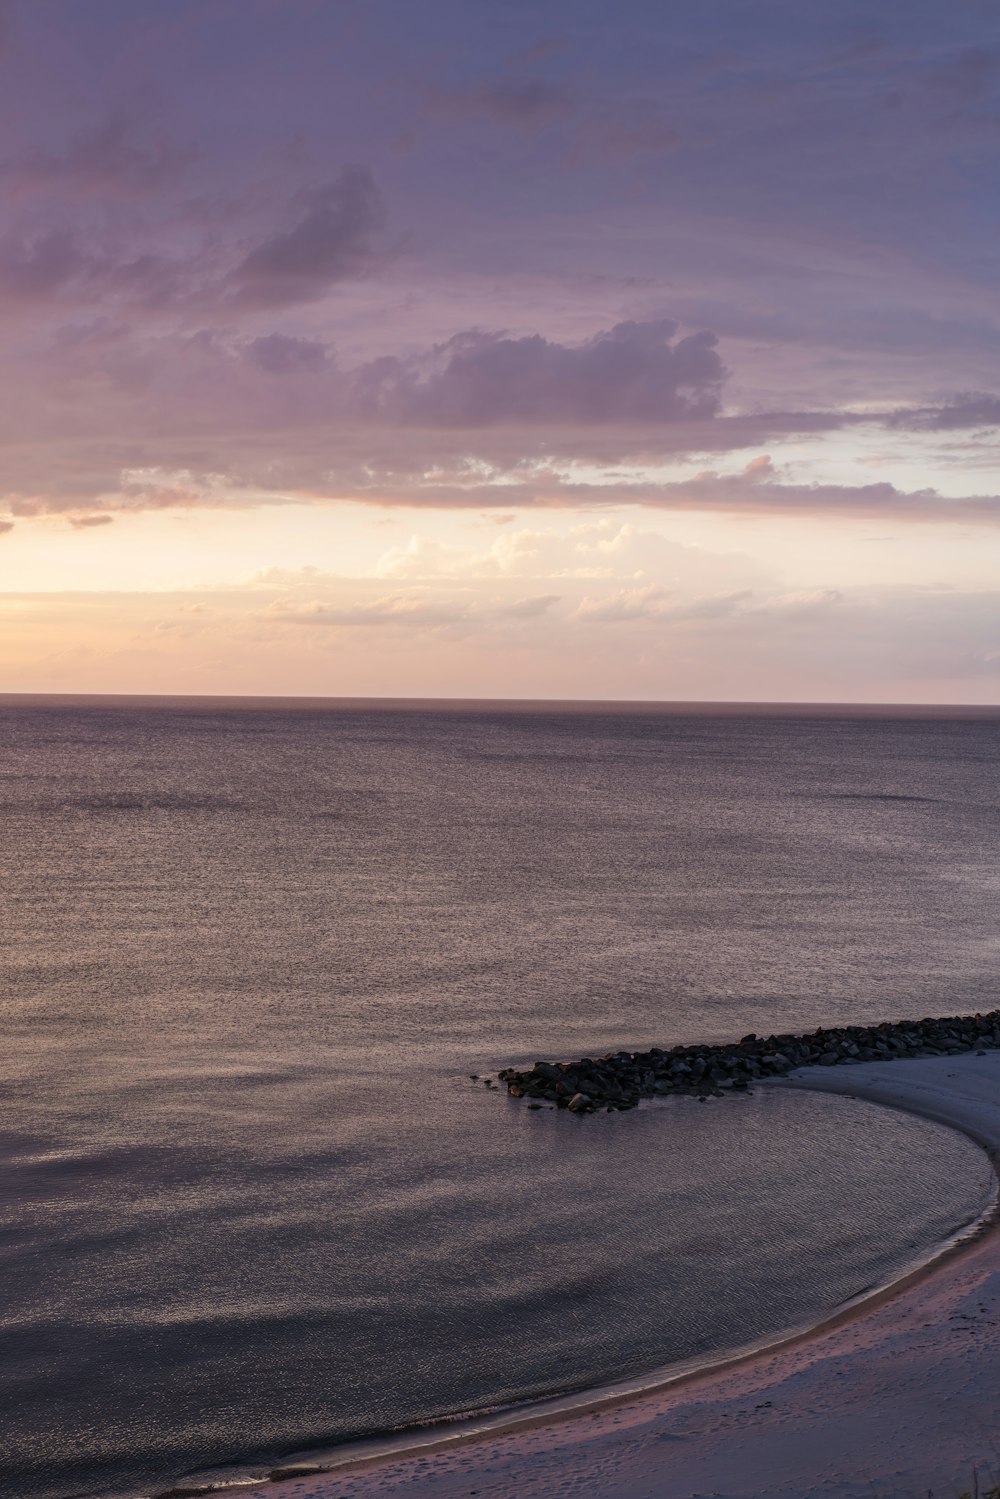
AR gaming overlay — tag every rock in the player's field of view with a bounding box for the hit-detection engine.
[496,1007,1000,1114]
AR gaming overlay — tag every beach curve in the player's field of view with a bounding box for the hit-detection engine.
[173,1053,1000,1499]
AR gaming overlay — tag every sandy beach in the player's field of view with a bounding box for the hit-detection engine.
[247,1053,1000,1499]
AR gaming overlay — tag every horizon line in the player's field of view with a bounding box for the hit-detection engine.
[1,692,999,720]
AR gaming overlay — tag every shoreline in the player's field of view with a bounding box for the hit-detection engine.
[168,1054,1000,1499]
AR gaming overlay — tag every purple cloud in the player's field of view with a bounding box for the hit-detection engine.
[231,167,386,307]
[926,47,1000,101]
[1,112,195,197]
[888,392,1000,431]
[354,320,725,425]
[246,334,329,374]
[427,78,572,125]
[0,226,92,299]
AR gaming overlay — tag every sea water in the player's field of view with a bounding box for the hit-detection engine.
[1,702,997,1498]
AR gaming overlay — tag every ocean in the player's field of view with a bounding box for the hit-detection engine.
[1,700,998,1499]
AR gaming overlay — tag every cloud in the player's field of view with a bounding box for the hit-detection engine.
[255,574,836,644]
[575,585,761,624]
[68,513,114,529]
[427,78,571,125]
[373,519,772,589]
[631,465,1000,525]
[355,457,1000,527]
[1,112,195,196]
[887,391,1000,431]
[425,70,679,162]
[9,421,1000,527]
[669,588,756,620]
[261,588,561,631]
[0,226,92,299]
[0,225,193,312]
[2,576,996,701]
[926,47,1000,101]
[353,319,726,425]
[574,584,847,629]
[246,333,329,374]
[265,593,471,627]
[575,585,668,622]
[3,303,1000,523]
[114,468,233,511]
[424,66,682,185]
[495,592,560,618]
[375,536,482,579]
[0,518,12,535]
[0,160,387,314]
[283,452,1000,526]
[564,103,681,164]
[231,167,386,307]
[752,587,843,618]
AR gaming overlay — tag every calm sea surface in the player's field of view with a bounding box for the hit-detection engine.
[1,703,998,1499]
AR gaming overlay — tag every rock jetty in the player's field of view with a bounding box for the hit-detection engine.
[497,1009,1000,1112]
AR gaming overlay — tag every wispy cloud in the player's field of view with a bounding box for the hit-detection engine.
[426,78,572,126]
[264,593,471,627]
[0,111,196,197]
[231,167,387,307]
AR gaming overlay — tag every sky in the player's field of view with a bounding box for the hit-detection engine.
[2,0,1000,702]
